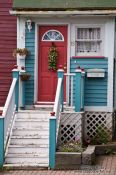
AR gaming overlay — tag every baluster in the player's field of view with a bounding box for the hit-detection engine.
[81,69,85,110]
[71,75,74,107]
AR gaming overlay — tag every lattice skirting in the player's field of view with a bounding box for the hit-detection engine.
[58,112,84,145]
[84,111,114,141]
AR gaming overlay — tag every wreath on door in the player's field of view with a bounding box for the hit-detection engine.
[48,44,58,71]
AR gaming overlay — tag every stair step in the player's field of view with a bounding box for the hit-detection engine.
[4,163,49,168]
[16,118,49,122]
[11,135,49,139]
[8,144,49,148]
[14,121,49,128]
[10,138,49,145]
[6,153,49,158]
[5,157,49,164]
[13,126,49,130]
[18,110,51,115]
[7,147,49,154]
[12,129,49,136]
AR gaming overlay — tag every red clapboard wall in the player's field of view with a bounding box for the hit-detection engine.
[0,0,16,106]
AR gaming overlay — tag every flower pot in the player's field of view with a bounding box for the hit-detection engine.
[17,54,26,60]
[20,74,31,81]
[17,54,26,70]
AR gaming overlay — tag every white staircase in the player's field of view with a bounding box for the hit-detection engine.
[4,110,50,168]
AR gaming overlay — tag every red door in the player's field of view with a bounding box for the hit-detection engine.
[38,26,67,102]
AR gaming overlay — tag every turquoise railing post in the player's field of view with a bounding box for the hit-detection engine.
[49,112,56,169]
[0,111,4,167]
[22,81,26,108]
[12,65,19,111]
[75,67,82,112]
[57,67,64,112]
[81,69,85,110]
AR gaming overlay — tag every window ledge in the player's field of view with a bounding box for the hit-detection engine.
[72,56,105,59]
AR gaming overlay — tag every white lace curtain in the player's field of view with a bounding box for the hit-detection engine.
[77,28,101,53]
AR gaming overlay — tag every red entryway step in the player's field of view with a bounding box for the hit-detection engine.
[34,102,74,112]
[34,102,54,112]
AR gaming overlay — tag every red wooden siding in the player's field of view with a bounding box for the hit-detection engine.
[0,0,16,106]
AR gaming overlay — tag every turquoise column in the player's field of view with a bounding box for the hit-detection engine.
[22,81,26,108]
[81,70,85,110]
[49,114,56,169]
[0,111,4,167]
[57,69,64,112]
[75,68,82,112]
[12,67,19,111]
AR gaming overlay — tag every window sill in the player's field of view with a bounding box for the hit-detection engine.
[72,56,105,59]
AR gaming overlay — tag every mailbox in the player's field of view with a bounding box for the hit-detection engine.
[87,68,105,78]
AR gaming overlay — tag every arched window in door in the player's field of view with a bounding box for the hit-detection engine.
[42,30,64,41]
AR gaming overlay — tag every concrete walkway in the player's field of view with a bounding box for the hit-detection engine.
[0,155,116,175]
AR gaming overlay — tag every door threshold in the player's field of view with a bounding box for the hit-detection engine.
[35,102,54,105]
[35,101,66,105]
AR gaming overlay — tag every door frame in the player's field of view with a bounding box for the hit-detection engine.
[34,22,71,103]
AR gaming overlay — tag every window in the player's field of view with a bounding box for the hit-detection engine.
[42,30,64,41]
[76,27,102,56]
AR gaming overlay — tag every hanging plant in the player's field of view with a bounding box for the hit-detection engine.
[48,46,58,71]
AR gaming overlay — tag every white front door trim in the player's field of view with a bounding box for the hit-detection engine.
[34,21,71,103]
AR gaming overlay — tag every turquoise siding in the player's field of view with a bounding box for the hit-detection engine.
[70,58,108,106]
[25,23,35,105]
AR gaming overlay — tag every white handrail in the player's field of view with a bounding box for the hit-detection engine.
[2,78,17,117]
[53,78,62,114]
[53,77,63,142]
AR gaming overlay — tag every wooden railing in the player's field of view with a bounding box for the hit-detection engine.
[49,67,85,169]
[0,67,19,166]
[3,78,17,148]
[49,69,64,169]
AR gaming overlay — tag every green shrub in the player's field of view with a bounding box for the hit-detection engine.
[59,140,84,152]
[90,125,110,145]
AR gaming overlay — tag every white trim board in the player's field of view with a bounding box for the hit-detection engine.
[34,21,71,103]
[105,19,115,112]
[17,17,26,107]
[84,106,113,112]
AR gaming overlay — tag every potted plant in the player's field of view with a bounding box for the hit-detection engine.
[20,73,31,81]
[13,48,29,59]
[13,48,29,70]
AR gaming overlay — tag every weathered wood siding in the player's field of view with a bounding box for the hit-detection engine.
[0,0,16,106]
[70,58,108,106]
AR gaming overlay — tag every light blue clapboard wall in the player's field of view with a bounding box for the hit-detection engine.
[25,23,35,105]
[70,58,108,106]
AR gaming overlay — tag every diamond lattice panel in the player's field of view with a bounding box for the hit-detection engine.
[84,111,113,140]
[58,112,84,145]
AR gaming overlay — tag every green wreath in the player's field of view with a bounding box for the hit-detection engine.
[48,46,58,71]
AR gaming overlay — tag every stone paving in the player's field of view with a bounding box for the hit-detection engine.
[0,155,116,175]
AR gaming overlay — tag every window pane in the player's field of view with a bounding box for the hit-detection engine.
[77,27,101,54]
[42,30,64,41]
